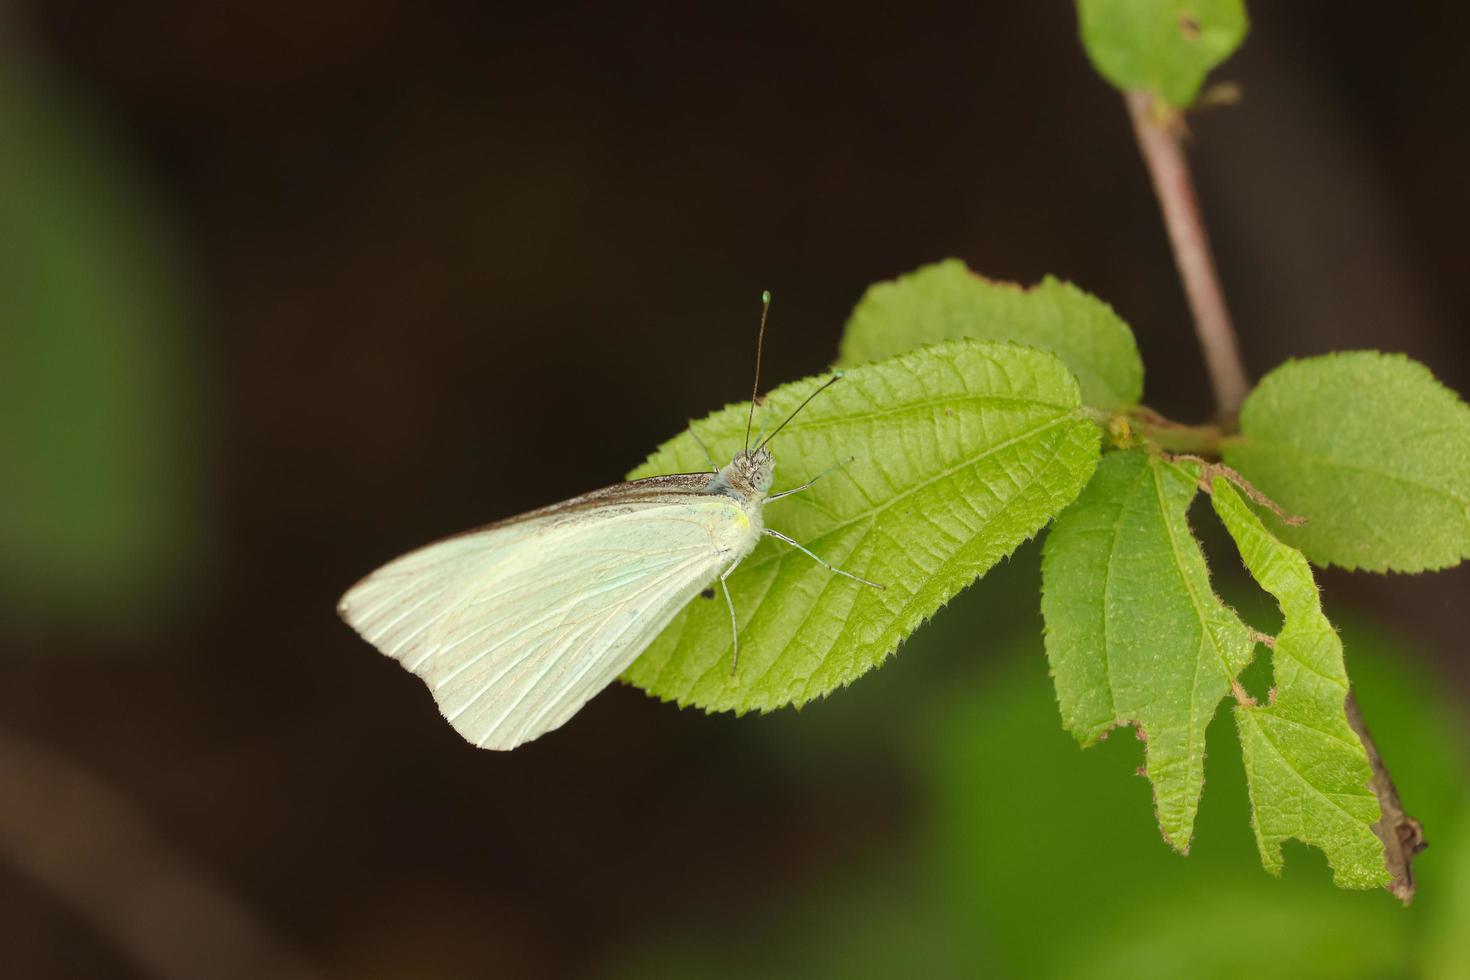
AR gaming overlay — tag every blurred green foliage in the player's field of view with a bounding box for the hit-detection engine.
[607,558,1468,978]
[0,55,201,626]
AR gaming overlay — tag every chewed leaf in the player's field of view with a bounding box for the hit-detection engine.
[1041,449,1254,850]
[838,259,1143,412]
[1211,478,1390,889]
[1223,351,1470,573]
[624,340,1101,713]
[1076,0,1249,108]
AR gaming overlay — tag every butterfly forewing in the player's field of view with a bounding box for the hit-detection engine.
[339,474,763,749]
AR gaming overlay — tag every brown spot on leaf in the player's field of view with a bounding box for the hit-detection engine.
[1179,12,1202,41]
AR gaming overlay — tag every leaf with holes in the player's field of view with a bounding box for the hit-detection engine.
[1210,478,1389,888]
[838,258,1143,412]
[622,339,1101,712]
[1223,351,1470,573]
[1041,449,1255,850]
[1077,0,1249,108]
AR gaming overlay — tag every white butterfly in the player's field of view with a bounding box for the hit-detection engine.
[339,296,882,750]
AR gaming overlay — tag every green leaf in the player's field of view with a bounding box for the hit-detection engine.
[1041,449,1255,850]
[838,259,1143,412]
[1210,478,1390,889]
[1223,351,1470,573]
[623,339,1101,713]
[1076,0,1249,108]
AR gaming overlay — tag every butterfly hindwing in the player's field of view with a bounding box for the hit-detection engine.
[339,475,761,749]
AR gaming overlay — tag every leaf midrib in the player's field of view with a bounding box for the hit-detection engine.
[1097,460,1152,728]
[1149,460,1248,841]
[678,412,1084,710]
[649,414,1087,714]
[690,391,1078,452]
[733,411,1079,582]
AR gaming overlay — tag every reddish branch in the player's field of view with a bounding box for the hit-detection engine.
[1126,91,1251,418]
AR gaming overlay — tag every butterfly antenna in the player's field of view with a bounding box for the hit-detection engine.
[744,290,771,453]
[756,370,843,452]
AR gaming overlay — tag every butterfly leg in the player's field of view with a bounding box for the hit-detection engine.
[765,456,855,502]
[688,423,720,473]
[762,528,885,590]
[719,560,742,674]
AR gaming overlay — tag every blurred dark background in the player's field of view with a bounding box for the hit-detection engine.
[3,2,1469,977]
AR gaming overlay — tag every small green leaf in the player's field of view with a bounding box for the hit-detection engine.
[1223,351,1470,573]
[838,259,1143,412]
[624,340,1102,713]
[1041,449,1255,850]
[1210,478,1389,889]
[1076,0,1249,108]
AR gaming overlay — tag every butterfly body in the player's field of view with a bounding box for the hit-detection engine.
[338,449,775,750]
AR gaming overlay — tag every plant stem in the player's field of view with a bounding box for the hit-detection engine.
[1125,88,1421,901]
[1125,91,1251,418]
[1136,419,1221,456]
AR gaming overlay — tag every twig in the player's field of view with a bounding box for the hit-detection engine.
[1125,88,1422,901]
[1345,692,1428,905]
[0,729,322,980]
[1136,419,1222,456]
[1125,91,1251,418]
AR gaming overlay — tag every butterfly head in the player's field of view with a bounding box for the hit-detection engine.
[724,447,775,499]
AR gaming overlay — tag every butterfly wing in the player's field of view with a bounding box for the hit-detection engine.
[339,475,757,749]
